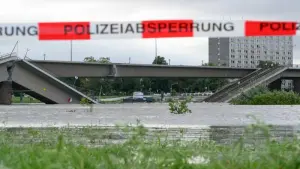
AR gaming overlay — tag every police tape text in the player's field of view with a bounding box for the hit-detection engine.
[63,22,234,35]
[260,22,300,31]
[0,26,37,36]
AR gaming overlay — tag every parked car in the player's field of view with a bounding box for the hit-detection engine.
[133,91,145,101]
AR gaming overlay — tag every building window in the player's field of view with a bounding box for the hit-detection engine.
[231,55,235,58]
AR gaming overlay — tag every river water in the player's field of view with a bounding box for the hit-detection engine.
[0,103,300,127]
[1,103,300,144]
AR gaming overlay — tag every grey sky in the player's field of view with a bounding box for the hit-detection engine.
[0,0,299,65]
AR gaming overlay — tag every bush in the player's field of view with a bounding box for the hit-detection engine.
[250,91,300,105]
[231,86,300,105]
[80,97,94,112]
[230,85,269,104]
[168,96,192,114]
[171,89,177,96]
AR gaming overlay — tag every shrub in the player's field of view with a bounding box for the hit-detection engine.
[231,86,300,105]
[168,96,192,114]
[80,97,94,112]
[250,91,300,105]
[230,85,269,104]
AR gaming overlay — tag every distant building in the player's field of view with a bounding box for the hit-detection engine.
[209,36,294,90]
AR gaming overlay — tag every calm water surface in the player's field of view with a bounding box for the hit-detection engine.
[0,103,300,127]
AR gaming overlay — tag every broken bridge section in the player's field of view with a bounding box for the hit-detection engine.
[0,57,98,104]
[12,60,98,104]
[0,55,19,104]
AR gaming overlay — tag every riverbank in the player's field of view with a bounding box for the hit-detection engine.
[12,96,41,103]
[231,86,300,105]
[0,124,299,168]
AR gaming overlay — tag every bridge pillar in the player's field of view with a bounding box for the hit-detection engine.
[293,78,300,93]
[268,79,282,91]
[0,81,13,105]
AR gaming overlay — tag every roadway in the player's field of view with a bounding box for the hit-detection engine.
[28,60,255,78]
[28,60,300,78]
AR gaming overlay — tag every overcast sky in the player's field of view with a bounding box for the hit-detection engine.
[0,0,299,65]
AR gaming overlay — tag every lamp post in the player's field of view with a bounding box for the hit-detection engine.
[73,76,78,87]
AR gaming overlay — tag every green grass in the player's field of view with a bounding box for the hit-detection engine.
[99,100,124,104]
[0,123,300,169]
[99,96,124,99]
[230,86,300,105]
[12,96,41,103]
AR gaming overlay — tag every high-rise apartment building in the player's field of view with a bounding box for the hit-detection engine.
[209,36,294,89]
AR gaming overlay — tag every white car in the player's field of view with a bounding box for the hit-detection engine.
[133,92,145,100]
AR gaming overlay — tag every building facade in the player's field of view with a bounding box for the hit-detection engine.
[209,36,294,90]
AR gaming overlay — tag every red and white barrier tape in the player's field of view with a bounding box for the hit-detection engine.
[0,20,299,40]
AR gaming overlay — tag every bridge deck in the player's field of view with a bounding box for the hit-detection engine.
[29,60,256,78]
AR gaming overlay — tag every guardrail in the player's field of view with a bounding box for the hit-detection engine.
[292,64,300,68]
[0,52,17,59]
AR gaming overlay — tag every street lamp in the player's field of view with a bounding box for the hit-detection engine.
[24,48,30,59]
[73,76,78,87]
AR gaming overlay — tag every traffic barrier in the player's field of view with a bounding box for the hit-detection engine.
[0,20,299,40]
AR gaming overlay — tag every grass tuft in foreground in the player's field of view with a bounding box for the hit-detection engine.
[0,122,300,169]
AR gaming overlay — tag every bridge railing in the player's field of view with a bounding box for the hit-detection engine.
[292,64,300,68]
[0,52,17,59]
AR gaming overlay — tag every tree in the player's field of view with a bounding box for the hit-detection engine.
[80,56,114,96]
[84,56,97,62]
[257,60,279,69]
[99,57,111,63]
[151,56,170,92]
[152,56,168,65]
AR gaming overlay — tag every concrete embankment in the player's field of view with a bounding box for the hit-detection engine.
[1,124,298,146]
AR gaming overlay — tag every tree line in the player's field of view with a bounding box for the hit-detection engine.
[60,56,229,96]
